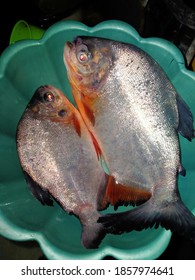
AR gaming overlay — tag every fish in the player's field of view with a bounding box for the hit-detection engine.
[63,36,195,241]
[16,84,120,249]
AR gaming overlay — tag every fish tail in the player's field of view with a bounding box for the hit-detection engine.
[81,216,106,249]
[98,197,195,242]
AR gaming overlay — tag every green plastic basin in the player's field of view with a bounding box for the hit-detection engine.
[0,20,195,260]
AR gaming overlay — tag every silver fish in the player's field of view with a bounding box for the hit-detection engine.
[64,36,195,241]
[16,84,116,249]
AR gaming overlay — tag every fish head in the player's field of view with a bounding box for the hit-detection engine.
[64,36,112,93]
[28,85,74,121]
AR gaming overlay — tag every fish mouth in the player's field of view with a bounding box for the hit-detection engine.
[28,85,45,107]
[66,41,73,49]
[34,85,52,101]
[64,41,81,86]
[65,37,84,52]
[64,41,73,65]
[64,37,86,62]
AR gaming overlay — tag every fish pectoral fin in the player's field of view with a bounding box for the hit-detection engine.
[77,91,96,126]
[82,99,95,126]
[89,130,102,160]
[72,88,95,126]
[72,112,81,137]
[23,171,54,206]
[98,197,195,243]
[100,175,151,210]
[176,93,195,141]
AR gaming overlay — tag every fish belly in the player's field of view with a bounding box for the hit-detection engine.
[89,55,180,194]
[17,114,105,212]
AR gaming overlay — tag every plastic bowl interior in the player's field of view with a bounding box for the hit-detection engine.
[0,20,195,260]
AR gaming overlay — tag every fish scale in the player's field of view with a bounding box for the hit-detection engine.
[89,48,179,189]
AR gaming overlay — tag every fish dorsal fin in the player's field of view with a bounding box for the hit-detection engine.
[176,93,195,141]
[101,175,151,209]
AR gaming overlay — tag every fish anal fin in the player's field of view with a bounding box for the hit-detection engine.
[100,175,151,209]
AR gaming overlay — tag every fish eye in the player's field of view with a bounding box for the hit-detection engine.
[77,44,91,64]
[78,51,88,62]
[43,91,55,102]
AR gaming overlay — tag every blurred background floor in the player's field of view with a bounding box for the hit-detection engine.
[0,236,44,260]
[0,0,195,259]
